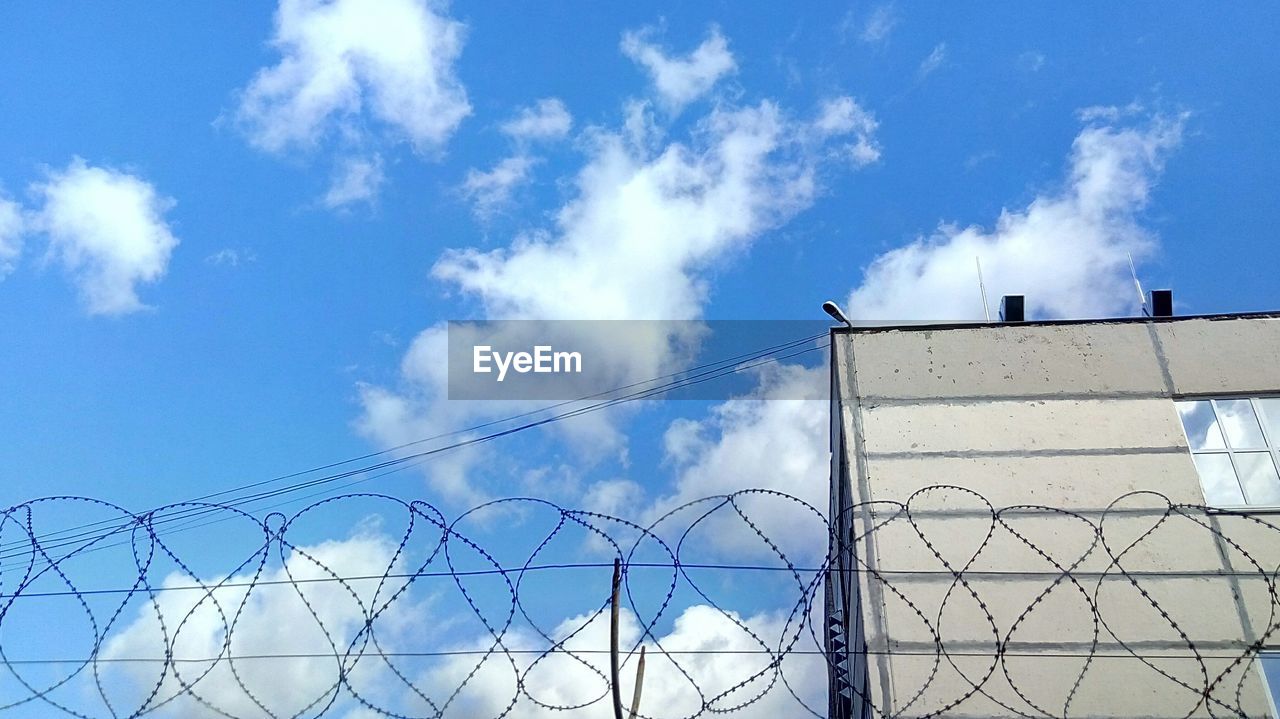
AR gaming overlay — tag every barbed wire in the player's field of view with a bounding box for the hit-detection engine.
[1,487,1278,718]
[827,485,1280,719]
[1,489,833,719]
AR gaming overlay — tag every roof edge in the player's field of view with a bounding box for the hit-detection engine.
[829,310,1280,335]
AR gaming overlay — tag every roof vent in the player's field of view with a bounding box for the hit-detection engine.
[1000,295,1025,323]
[1149,289,1173,317]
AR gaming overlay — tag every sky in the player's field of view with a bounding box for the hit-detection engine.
[1,2,1279,717]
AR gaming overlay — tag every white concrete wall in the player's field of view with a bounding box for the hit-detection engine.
[833,317,1280,718]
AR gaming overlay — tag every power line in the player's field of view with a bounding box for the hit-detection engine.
[190,330,829,505]
[0,648,1260,667]
[0,335,829,566]
[1,561,828,599]
[6,563,1273,601]
[2,649,819,666]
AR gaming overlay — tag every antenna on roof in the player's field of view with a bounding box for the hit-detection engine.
[975,256,991,322]
[1127,252,1149,316]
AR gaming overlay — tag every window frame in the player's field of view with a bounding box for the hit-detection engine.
[1176,394,1280,510]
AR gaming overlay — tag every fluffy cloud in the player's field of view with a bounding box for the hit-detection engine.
[102,531,419,717]
[354,330,494,502]
[848,110,1187,321]
[235,0,469,205]
[358,27,876,500]
[636,363,830,562]
[30,158,179,316]
[98,521,825,717]
[237,0,469,152]
[323,154,386,209]
[0,196,22,278]
[422,603,826,718]
[501,98,573,142]
[461,100,571,219]
[434,101,836,322]
[621,26,736,112]
[460,155,538,219]
[657,365,826,508]
[814,96,881,167]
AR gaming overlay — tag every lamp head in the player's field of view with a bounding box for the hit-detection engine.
[822,300,852,327]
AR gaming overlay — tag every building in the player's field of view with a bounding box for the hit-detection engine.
[826,308,1280,718]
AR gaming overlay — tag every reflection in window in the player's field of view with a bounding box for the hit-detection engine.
[1259,399,1280,441]
[1236,453,1280,506]
[1261,652,1279,718]
[1216,399,1266,448]
[1178,400,1226,450]
[1193,454,1246,505]
[1176,397,1280,508]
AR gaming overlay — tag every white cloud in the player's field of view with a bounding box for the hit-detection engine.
[918,42,948,78]
[460,100,571,220]
[100,521,825,717]
[434,101,830,323]
[581,477,645,516]
[353,323,487,501]
[234,0,469,208]
[637,363,830,561]
[860,5,896,44]
[354,320,641,504]
[500,98,573,142]
[621,26,736,112]
[0,196,22,279]
[814,96,881,167]
[424,604,826,718]
[848,110,1187,321]
[103,530,422,717]
[1076,100,1145,123]
[205,247,257,267]
[323,154,386,209]
[358,31,877,500]
[30,158,179,316]
[237,0,469,153]
[460,154,538,220]
[657,365,826,507]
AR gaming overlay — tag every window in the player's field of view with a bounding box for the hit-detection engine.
[1176,397,1280,507]
[1263,652,1280,718]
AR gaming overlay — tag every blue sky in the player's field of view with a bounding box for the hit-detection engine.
[1,2,1278,715]
[0,2,1276,506]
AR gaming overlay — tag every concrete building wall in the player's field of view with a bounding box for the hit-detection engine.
[831,315,1280,718]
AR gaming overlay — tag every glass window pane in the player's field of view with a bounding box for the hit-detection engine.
[1215,399,1267,449]
[1193,453,1245,506]
[1177,400,1226,450]
[1261,653,1280,718]
[1235,452,1280,506]
[1257,398,1280,446]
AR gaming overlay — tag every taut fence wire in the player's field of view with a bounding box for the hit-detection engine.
[0,487,1277,718]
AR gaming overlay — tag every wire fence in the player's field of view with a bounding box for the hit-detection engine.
[828,486,1280,719]
[1,489,833,719]
[1,487,1278,718]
